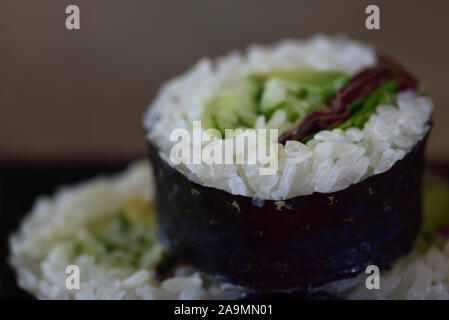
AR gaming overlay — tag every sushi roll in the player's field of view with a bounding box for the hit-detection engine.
[143,35,433,291]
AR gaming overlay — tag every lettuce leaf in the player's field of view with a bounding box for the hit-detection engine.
[336,79,398,130]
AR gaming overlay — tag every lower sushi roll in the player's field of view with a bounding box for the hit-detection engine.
[144,35,433,291]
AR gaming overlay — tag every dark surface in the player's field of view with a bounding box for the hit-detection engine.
[0,162,128,300]
[149,136,427,291]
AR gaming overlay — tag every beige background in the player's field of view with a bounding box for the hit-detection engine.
[1,0,448,165]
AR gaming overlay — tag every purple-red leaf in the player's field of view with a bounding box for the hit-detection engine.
[278,55,417,144]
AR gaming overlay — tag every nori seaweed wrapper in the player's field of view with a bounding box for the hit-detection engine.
[147,135,427,291]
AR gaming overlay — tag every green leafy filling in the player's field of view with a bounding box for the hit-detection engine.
[297,79,399,144]
[69,197,163,269]
[337,79,398,131]
[202,69,349,136]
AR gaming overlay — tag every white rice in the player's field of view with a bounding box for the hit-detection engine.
[9,160,449,300]
[320,243,449,300]
[144,35,432,200]
[9,161,247,300]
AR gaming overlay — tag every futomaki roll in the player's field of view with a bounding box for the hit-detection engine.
[143,35,432,291]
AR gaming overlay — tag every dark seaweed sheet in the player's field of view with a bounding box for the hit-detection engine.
[148,135,427,291]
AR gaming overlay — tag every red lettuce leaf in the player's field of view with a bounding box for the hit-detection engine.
[278,55,417,144]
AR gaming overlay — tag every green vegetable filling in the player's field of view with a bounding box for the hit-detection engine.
[68,197,163,269]
[337,79,398,131]
[202,69,349,136]
[299,79,399,144]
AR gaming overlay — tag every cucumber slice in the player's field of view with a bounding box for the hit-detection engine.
[261,69,349,87]
[238,110,258,128]
[259,78,291,114]
[256,69,349,122]
[203,78,259,134]
[258,69,349,103]
[213,109,239,135]
[283,95,314,120]
[201,69,349,135]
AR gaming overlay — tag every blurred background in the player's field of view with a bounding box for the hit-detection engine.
[1,0,448,299]
[1,0,448,166]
